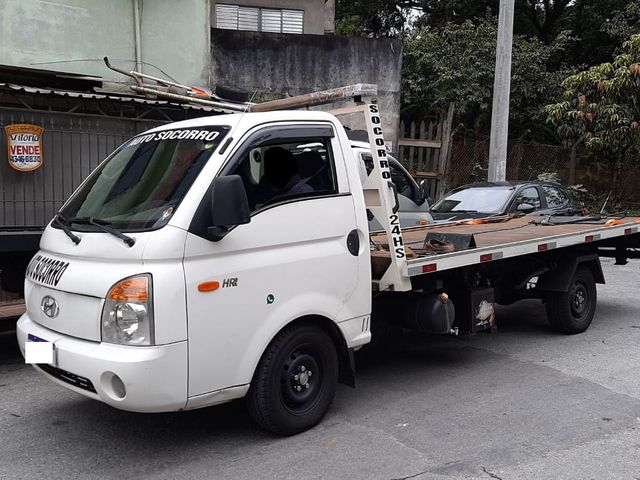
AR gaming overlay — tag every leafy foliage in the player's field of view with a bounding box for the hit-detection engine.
[515,0,573,42]
[415,0,497,28]
[545,35,640,155]
[336,0,640,148]
[602,0,640,41]
[335,0,422,37]
[403,16,572,137]
[567,0,632,66]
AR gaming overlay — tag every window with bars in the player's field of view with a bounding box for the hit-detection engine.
[215,4,304,34]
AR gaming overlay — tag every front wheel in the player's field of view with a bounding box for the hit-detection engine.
[246,324,339,436]
[545,265,597,334]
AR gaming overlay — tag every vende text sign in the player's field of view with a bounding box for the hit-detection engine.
[5,124,44,172]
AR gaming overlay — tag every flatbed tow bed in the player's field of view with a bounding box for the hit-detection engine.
[370,215,640,278]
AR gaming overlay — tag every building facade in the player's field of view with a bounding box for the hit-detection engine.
[211,0,334,35]
[1,0,335,87]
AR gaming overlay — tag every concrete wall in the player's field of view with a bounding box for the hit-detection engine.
[0,0,210,86]
[139,0,210,86]
[210,29,403,148]
[211,0,326,35]
[0,0,134,78]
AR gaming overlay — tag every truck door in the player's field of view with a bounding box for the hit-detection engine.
[183,124,361,397]
[361,153,431,229]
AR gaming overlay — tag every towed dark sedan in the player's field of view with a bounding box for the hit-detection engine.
[430,181,583,221]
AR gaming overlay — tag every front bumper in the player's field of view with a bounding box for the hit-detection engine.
[17,314,188,412]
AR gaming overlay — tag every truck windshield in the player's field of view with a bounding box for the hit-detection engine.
[58,126,230,231]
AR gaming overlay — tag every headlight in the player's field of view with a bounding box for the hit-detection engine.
[101,274,154,346]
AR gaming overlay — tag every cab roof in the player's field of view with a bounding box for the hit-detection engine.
[139,110,341,136]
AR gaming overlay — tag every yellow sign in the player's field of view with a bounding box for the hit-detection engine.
[5,124,44,172]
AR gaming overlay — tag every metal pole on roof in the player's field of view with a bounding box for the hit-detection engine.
[133,0,143,73]
[488,0,514,182]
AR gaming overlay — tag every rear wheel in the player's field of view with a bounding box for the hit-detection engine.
[246,324,338,436]
[545,266,597,334]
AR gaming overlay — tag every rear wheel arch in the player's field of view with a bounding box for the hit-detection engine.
[538,254,605,292]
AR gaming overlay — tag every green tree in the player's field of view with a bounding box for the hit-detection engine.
[546,35,640,196]
[403,16,572,138]
[566,0,631,66]
[602,0,640,41]
[335,0,422,37]
[546,34,640,155]
[416,0,497,28]
[515,0,573,43]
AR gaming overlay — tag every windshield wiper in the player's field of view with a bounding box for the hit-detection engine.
[67,217,136,247]
[53,213,81,245]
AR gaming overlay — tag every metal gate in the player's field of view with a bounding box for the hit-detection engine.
[0,109,164,228]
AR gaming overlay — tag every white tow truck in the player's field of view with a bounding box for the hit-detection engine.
[16,71,640,435]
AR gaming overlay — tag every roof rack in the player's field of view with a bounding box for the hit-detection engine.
[104,57,377,113]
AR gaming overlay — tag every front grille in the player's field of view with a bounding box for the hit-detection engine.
[38,364,97,394]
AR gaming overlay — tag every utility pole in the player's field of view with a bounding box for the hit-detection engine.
[488,0,515,182]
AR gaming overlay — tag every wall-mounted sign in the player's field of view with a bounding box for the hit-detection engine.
[5,124,44,172]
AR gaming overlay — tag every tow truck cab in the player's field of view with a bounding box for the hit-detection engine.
[17,111,374,433]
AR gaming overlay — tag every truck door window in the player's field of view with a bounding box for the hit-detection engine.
[229,137,337,212]
[390,163,416,201]
[362,154,415,201]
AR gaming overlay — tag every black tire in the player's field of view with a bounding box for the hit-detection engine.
[545,265,597,334]
[215,84,250,103]
[246,324,339,436]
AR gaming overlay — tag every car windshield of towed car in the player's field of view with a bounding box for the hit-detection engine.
[432,186,514,213]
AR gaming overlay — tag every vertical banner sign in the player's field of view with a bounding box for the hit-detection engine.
[363,103,411,292]
[5,124,44,172]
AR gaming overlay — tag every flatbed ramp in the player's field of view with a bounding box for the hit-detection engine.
[370,215,640,278]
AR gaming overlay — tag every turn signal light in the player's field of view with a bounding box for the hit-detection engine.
[198,281,220,292]
[108,276,149,302]
[466,219,487,225]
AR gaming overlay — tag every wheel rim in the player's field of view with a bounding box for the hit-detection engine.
[280,346,322,414]
[570,280,589,318]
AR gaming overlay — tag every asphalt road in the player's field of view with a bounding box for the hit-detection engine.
[1,258,640,480]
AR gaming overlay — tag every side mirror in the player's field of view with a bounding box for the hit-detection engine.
[416,179,428,205]
[207,175,250,241]
[517,203,536,214]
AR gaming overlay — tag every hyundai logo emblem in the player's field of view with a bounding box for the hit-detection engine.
[41,295,59,319]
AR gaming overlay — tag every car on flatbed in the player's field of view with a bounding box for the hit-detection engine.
[430,181,583,221]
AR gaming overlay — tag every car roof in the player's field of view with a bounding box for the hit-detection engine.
[456,180,566,189]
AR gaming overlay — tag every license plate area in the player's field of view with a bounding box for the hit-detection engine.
[25,334,55,365]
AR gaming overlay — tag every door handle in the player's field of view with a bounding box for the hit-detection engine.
[347,229,359,256]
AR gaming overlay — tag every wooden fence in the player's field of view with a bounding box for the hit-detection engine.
[397,103,455,200]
